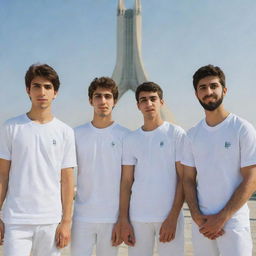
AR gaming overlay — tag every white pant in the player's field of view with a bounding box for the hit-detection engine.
[4,223,60,256]
[129,218,184,256]
[71,222,118,256]
[192,221,253,256]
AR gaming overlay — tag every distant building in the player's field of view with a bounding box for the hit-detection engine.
[112,0,148,98]
[112,0,172,121]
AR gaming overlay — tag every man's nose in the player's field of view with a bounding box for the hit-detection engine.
[145,99,153,106]
[100,96,107,103]
[39,86,46,95]
[205,86,213,95]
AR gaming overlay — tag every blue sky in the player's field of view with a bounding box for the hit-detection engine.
[1,0,256,130]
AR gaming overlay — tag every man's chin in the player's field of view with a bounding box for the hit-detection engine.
[99,113,110,117]
[199,98,223,111]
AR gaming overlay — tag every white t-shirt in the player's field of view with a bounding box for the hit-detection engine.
[0,114,77,224]
[73,122,130,223]
[122,121,185,222]
[182,113,256,228]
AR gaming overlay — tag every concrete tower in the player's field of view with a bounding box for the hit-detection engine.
[112,0,173,121]
[112,0,148,98]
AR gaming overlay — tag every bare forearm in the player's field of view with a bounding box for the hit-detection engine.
[118,181,132,220]
[61,169,74,222]
[167,180,184,221]
[183,179,201,220]
[219,179,256,221]
[0,177,8,209]
[0,159,11,210]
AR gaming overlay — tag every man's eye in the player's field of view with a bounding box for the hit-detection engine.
[105,95,113,99]
[45,85,53,90]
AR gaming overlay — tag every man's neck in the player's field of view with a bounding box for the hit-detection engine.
[142,116,164,131]
[91,114,114,129]
[205,105,230,127]
[27,107,54,124]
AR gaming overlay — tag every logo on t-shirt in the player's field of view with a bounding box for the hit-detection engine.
[224,141,231,149]
[53,139,57,145]
[160,141,164,147]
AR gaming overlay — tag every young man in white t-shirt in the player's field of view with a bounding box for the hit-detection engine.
[71,77,129,256]
[0,64,76,255]
[117,82,185,256]
[182,64,256,256]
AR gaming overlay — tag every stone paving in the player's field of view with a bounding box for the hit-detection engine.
[64,200,256,255]
[0,201,255,255]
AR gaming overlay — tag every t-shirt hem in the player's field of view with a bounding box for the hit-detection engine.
[3,217,61,225]
[73,217,116,223]
[130,217,167,222]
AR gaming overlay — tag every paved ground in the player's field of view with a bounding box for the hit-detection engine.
[0,201,255,255]
[62,200,256,255]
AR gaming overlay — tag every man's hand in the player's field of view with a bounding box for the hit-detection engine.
[0,219,4,245]
[192,212,207,227]
[55,221,71,249]
[199,214,226,240]
[120,219,135,246]
[111,222,123,246]
[159,217,177,243]
[192,213,224,240]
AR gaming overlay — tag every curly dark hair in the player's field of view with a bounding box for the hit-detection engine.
[25,64,60,91]
[135,82,163,102]
[88,77,119,100]
[193,65,225,90]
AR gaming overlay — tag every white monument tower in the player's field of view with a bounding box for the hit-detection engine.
[112,0,172,121]
[112,0,148,98]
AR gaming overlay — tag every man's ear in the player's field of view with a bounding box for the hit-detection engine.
[223,87,227,96]
[137,102,140,111]
[112,99,118,109]
[89,98,93,106]
[53,90,58,99]
[194,89,199,99]
[26,87,30,95]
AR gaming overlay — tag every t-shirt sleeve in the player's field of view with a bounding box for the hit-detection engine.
[239,122,256,168]
[61,128,77,169]
[0,124,11,161]
[181,134,195,167]
[175,128,186,162]
[122,136,137,165]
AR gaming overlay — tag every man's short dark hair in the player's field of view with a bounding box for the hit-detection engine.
[135,82,163,102]
[88,77,119,101]
[193,65,226,90]
[25,64,60,91]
